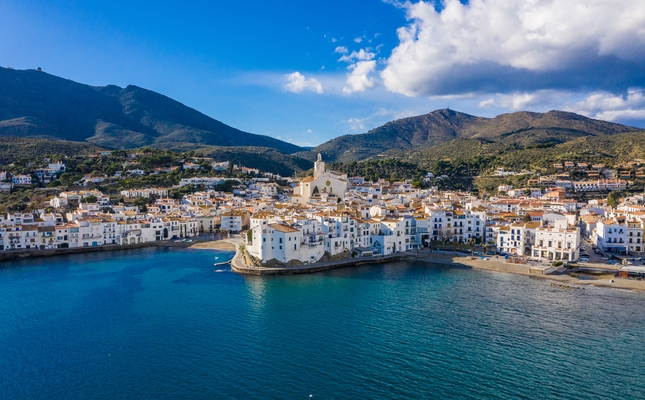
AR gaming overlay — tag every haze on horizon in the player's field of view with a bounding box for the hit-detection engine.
[2,0,645,147]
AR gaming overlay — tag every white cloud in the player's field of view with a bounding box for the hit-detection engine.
[565,89,645,122]
[336,48,379,95]
[478,92,549,110]
[382,0,645,96]
[354,37,363,43]
[476,88,645,124]
[345,117,369,131]
[283,72,324,94]
[343,61,377,94]
[334,46,349,54]
[338,49,376,63]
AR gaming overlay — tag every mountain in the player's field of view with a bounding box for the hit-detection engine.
[0,67,303,154]
[299,109,643,163]
[0,137,101,165]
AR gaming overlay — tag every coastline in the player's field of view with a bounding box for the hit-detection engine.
[3,236,643,293]
[422,253,645,293]
[0,239,233,262]
[228,241,645,292]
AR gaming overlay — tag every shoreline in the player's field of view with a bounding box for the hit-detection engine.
[0,239,233,262]
[229,243,645,292]
[2,237,643,293]
[422,253,645,293]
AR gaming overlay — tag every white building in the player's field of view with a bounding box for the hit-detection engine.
[531,220,580,261]
[12,175,31,185]
[292,154,348,204]
[594,218,627,253]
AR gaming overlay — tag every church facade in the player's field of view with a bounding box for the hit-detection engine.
[292,154,348,204]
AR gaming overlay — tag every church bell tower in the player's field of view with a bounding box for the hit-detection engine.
[314,153,325,180]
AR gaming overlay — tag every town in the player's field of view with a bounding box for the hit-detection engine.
[1,150,644,276]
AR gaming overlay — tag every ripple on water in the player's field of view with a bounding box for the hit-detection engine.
[0,252,644,399]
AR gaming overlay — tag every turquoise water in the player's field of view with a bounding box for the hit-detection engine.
[1,247,644,399]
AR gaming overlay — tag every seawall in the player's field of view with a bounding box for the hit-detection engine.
[230,252,421,276]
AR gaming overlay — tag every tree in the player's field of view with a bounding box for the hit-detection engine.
[81,195,97,203]
[133,196,148,212]
[607,191,621,209]
[467,237,476,257]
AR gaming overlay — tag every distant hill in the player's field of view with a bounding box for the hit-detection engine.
[0,67,303,154]
[0,137,101,165]
[0,138,310,176]
[299,109,643,163]
[152,142,313,176]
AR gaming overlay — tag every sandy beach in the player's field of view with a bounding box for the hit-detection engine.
[189,241,237,251]
[424,252,645,292]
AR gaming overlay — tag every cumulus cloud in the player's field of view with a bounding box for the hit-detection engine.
[343,61,378,95]
[475,88,645,125]
[334,46,349,54]
[382,0,645,96]
[565,89,645,122]
[283,72,323,94]
[336,48,378,94]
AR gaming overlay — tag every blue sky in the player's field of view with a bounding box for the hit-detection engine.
[2,0,645,147]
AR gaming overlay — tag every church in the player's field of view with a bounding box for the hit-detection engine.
[291,154,348,204]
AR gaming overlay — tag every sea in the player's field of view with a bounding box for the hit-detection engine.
[1,247,644,399]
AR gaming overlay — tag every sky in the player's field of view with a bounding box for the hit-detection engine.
[2,0,645,147]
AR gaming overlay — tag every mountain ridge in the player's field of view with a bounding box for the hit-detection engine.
[298,108,643,163]
[0,67,303,154]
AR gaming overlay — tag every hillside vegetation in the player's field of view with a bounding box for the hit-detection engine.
[300,109,642,163]
[0,137,101,164]
[0,67,302,153]
[405,131,645,173]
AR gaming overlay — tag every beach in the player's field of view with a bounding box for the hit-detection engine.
[422,252,645,292]
[189,241,237,251]
[225,237,645,292]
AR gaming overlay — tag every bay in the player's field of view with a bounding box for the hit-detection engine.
[0,247,643,399]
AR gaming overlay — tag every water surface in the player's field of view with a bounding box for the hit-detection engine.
[1,247,643,399]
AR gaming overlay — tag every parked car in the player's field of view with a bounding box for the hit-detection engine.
[579,257,589,263]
